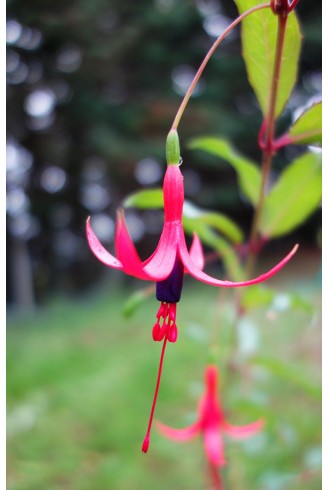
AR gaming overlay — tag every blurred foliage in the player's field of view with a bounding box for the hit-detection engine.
[189,136,262,205]
[234,1,301,118]
[6,3,322,489]
[287,101,322,145]
[7,276,321,489]
[259,152,322,239]
[6,0,321,305]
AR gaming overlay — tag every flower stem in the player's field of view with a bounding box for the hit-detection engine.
[228,10,289,369]
[142,336,168,452]
[208,461,224,490]
[171,3,271,132]
[246,12,288,278]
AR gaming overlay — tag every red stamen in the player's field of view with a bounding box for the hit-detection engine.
[157,323,168,341]
[143,302,179,452]
[152,321,160,341]
[167,323,178,342]
[142,337,168,453]
[152,302,178,343]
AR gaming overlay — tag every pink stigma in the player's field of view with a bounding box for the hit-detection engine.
[152,302,178,343]
[142,436,150,453]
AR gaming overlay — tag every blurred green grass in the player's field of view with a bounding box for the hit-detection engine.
[7,275,321,490]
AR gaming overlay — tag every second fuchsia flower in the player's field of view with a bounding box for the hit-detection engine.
[156,365,264,467]
[86,129,297,452]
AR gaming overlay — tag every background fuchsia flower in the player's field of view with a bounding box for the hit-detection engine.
[86,129,297,452]
[156,365,264,466]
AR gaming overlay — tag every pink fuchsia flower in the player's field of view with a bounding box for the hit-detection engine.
[87,129,297,331]
[156,365,264,466]
[86,129,297,452]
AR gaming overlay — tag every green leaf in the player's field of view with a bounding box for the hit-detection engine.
[183,206,245,281]
[252,356,322,399]
[234,0,301,118]
[122,285,155,317]
[123,188,163,209]
[241,287,314,313]
[287,101,322,145]
[189,137,261,205]
[288,292,314,314]
[183,220,245,282]
[183,201,244,244]
[241,285,275,311]
[259,151,322,238]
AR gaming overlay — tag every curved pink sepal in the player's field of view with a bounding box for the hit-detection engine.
[222,418,264,439]
[86,217,123,270]
[155,420,200,441]
[188,233,205,271]
[180,243,299,288]
[114,210,151,280]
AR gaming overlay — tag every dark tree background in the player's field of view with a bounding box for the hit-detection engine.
[6,0,321,308]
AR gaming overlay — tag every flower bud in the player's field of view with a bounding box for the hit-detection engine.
[166,129,180,166]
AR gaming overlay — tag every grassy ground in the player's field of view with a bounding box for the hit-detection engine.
[7,266,321,490]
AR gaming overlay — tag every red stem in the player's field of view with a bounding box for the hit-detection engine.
[246,12,288,277]
[171,3,271,131]
[208,461,224,490]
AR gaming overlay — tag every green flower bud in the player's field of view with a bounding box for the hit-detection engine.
[166,129,180,166]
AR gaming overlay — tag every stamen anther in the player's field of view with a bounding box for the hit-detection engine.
[167,323,178,343]
[152,321,160,341]
[153,302,179,343]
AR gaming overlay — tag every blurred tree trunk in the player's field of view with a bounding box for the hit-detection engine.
[10,240,35,310]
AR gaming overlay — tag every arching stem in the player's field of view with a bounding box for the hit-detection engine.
[171,3,271,131]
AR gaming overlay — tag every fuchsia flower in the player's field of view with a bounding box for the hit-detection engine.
[156,365,264,466]
[86,129,297,452]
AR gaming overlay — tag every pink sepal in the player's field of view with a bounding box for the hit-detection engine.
[114,210,152,280]
[180,242,299,288]
[222,418,264,439]
[155,420,200,441]
[188,233,205,271]
[86,217,123,270]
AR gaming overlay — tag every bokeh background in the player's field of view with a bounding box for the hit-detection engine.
[7,1,322,489]
[6,0,321,307]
